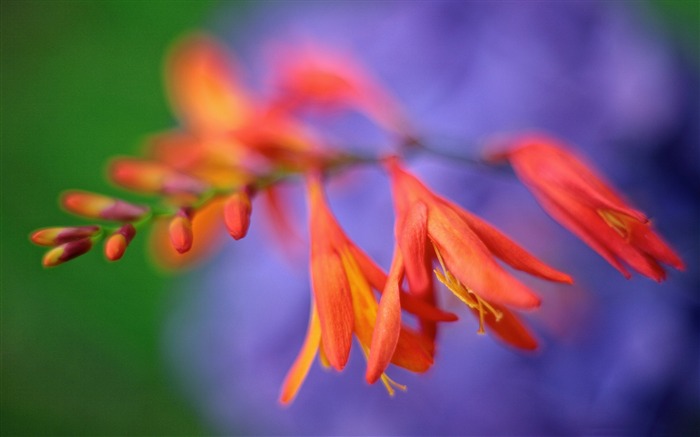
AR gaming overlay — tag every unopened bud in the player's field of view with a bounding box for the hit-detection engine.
[109,158,209,196]
[224,190,252,240]
[104,224,136,261]
[31,225,100,246]
[42,238,93,267]
[169,208,194,254]
[61,190,148,222]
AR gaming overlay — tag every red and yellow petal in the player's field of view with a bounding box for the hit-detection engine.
[429,207,541,309]
[279,302,321,405]
[310,248,354,371]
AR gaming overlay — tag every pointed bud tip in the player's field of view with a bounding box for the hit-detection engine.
[104,235,127,261]
[169,212,193,254]
[224,192,252,240]
[42,239,93,267]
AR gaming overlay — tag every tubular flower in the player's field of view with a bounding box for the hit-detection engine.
[384,157,573,349]
[270,45,412,135]
[165,33,251,135]
[279,175,456,404]
[487,135,685,281]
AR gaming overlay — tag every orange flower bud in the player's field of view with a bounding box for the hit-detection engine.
[61,190,148,222]
[42,238,93,267]
[30,225,100,246]
[169,208,194,254]
[109,158,209,196]
[104,224,136,261]
[223,189,252,240]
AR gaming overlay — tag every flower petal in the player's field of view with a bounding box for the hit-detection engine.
[429,206,541,309]
[478,304,538,351]
[349,244,456,323]
[450,200,573,284]
[391,327,434,373]
[279,301,321,405]
[166,33,250,134]
[310,248,354,371]
[366,247,404,384]
[396,201,431,295]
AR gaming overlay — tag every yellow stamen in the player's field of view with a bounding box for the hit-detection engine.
[598,210,630,240]
[431,241,503,334]
[361,346,406,397]
[380,373,407,397]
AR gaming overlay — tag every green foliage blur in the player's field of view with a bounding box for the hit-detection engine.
[1,1,237,435]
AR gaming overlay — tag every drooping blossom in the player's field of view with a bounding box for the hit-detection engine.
[486,134,685,281]
[279,174,457,404]
[380,157,573,356]
[268,44,412,135]
[165,33,252,136]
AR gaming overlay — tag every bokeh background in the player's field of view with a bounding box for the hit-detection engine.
[2,1,698,436]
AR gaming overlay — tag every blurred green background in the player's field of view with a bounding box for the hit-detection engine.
[0,1,696,436]
[0,1,241,435]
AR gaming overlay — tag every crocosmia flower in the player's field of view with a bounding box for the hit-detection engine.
[269,44,411,135]
[488,135,685,281]
[166,33,251,135]
[383,157,573,349]
[280,175,456,404]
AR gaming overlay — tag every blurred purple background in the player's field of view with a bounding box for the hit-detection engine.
[165,1,699,435]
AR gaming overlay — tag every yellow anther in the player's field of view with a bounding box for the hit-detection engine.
[380,373,407,397]
[598,209,630,240]
[431,241,503,335]
[361,346,407,397]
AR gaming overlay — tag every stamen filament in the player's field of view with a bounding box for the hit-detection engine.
[361,346,406,397]
[380,373,407,397]
[431,241,503,334]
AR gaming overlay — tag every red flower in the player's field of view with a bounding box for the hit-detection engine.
[378,158,572,357]
[269,44,411,135]
[488,135,685,281]
[279,174,456,404]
